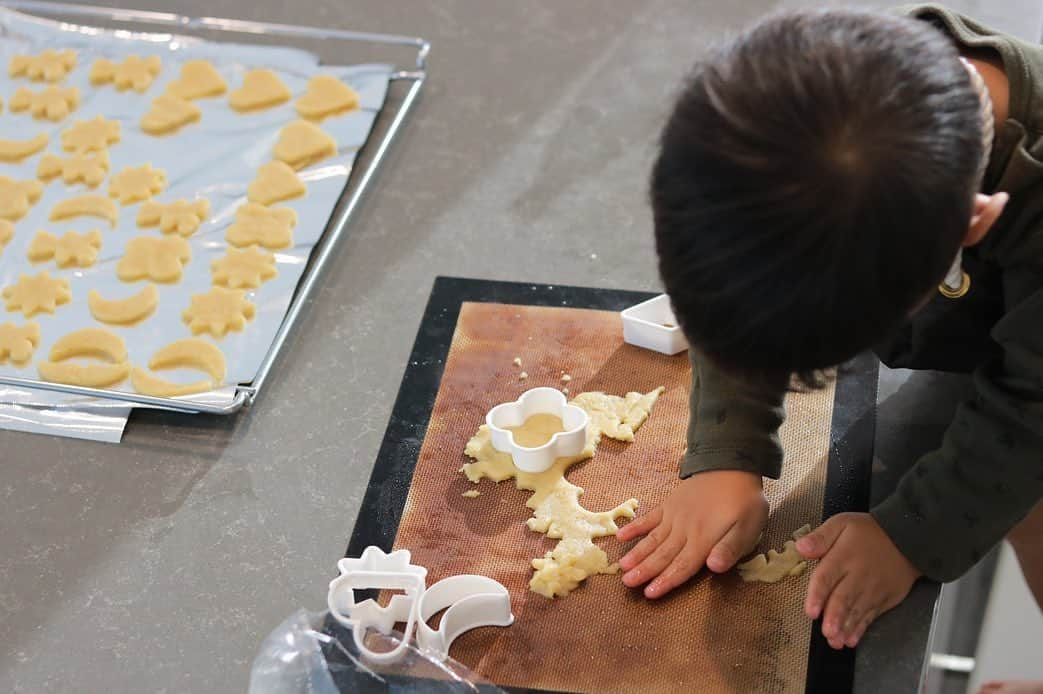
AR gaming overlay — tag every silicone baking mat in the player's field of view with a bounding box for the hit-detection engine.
[347,277,877,694]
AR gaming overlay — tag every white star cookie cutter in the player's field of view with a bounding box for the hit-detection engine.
[416,574,514,661]
[486,386,589,473]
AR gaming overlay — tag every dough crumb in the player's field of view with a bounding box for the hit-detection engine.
[513,357,522,367]
[462,490,480,498]
[737,524,813,583]
[561,374,572,383]
[562,387,569,395]
[518,371,528,380]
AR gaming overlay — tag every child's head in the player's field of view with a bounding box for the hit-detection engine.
[652,9,984,377]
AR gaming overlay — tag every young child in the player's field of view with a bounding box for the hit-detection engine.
[617,3,1043,654]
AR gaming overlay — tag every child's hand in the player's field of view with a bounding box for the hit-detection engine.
[616,470,768,598]
[796,513,920,650]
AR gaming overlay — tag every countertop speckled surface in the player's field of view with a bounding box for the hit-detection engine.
[1,1,1035,691]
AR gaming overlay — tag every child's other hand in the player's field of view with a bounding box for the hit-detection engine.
[796,513,921,650]
[616,470,768,599]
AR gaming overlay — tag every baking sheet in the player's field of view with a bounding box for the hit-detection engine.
[0,7,392,407]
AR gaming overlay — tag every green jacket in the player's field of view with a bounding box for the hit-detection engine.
[681,4,1043,582]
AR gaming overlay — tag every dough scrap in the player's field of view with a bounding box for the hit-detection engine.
[182,287,256,338]
[246,161,305,205]
[229,69,291,112]
[140,94,201,136]
[0,220,12,253]
[462,490,481,498]
[225,202,297,249]
[737,525,813,583]
[148,337,226,383]
[0,133,49,163]
[27,229,102,268]
[108,164,167,205]
[0,321,40,366]
[89,55,162,92]
[116,235,191,283]
[37,361,129,388]
[2,271,71,317]
[62,116,120,153]
[462,387,665,598]
[49,327,128,363]
[37,151,110,188]
[88,284,159,325]
[130,367,212,397]
[0,176,44,221]
[136,198,210,237]
[165,60,227,100]
[50,195,119,227]
[9,50,76,82]
[273,119,337,170]
[9,85,80,121]
[295,74,360,120]
[211,246,277,289]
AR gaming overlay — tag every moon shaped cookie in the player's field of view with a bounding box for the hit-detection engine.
[50,195,119,227]
[38,361,130,388]
[0,133,49,163]
[131,337,227,397]
[88,284,159,325]
[38,327,130,388]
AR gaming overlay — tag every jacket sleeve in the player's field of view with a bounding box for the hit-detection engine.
[680,349,788,479]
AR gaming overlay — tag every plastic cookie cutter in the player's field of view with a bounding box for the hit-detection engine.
[416,575,514,660]
[327,546,427,664]
[486,387,589,473]
[621,294,689,356]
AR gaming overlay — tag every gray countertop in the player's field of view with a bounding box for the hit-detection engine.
[2,0,1027,691]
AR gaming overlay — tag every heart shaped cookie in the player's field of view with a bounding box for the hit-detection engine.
[273,120,337,170]
[294,75,359,121]
[229,69,291,113]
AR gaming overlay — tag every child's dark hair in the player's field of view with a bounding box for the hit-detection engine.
[652,9,983,380]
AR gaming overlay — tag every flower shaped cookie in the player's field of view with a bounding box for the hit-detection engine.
[109,164,167,205]
[211,246,277,289]
[2,271,71,317]
[62,116,121,153]
[225,202,297,249]
[116,236,192,283]
[136,198,210,237]
[182,287,256,338]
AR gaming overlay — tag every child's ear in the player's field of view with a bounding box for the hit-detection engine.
[965,192,1009,247]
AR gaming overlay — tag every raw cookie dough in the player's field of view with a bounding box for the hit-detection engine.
[148,337,226,383]
[0,321,40,366]
[140,94,201,135]
[273,120,337,170]
[246,161,305,205]
[737,525,813,583]
[164,59,227,100]
[0,176,44,220]
[49,194,119,227]
[9,85,80,121]
[89,55,162,92]
[37,361,129,388]
[136,198,209,236]
[108,163,167,204]
[130,367,212,397]
[295,74,360,120]
[27,229,102,268]
[2,271,70,317]
[116,235,191,283]
[0,133,49,163]
[88,284,159,325]
[37,151,109,188]
[62,116,120,153]
[225,202,297,249]
[462,490,481,498]
[462,387,665,598]
[49,327,128,363]
[229,69,291,112]
[211,246,277,289]
[9,49,76,82]
[0,220,12,252]
[181,287,256,338]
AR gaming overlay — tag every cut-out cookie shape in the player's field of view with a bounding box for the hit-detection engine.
[182,287,256,338]
[225,202,297,249]
[0,133,49,163]
[0,321,40,366]
[62,116,121,153]
[89,55,162,92]
[49,327,128,363]
[117,235,191,283]
[0,176,44,221]
[50,195,119,227]
[108,164,167,205]
[37,151,109,188]
[246,161,305,205]
[211,246,277,289]
[273,120,337,170]
[295,74,359,120]
[131,337,227,397]
[137,198,210,237]
[9,50,77,83]
[165,60,227,100]
[38,361,129,388]
[9,85,80,121]
[27,229,102,268]
[737,525,813,583]
[131,368,211,397]
[0,220,13,252]
[229,69,291,113]
[2,271,71,317]
[38,327,130,388]
[89,284,159,325]
[140,94,201,136]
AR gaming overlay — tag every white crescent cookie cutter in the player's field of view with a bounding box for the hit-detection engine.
[416,575,514,660]
[486,387,589,473]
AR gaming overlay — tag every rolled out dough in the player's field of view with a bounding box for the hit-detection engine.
[736,524,813,583]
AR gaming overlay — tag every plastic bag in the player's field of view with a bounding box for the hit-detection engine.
[249,609,505,694]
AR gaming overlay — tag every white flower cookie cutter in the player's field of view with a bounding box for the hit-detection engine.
[486,387,589,473]
[327,546,514,664]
